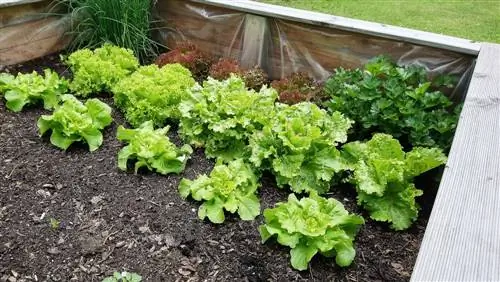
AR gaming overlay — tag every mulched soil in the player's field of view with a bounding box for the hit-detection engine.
[0,54,436,282]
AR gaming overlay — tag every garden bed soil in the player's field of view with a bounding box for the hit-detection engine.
[0,54,432,281]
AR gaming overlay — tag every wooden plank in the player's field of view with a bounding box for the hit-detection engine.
[411,43,500,281]
[0,16,70,66]
[0,0,45,8]
[0,0,53,28]
[195,0,481,56]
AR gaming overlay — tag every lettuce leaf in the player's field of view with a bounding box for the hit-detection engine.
[112,64,195,127]
[37,94,112,151]
[117,121,193,175]
[178,159,260,223]
[342,133,447,230]
[259,192,364,270]
[179,75,277,161]
[0,70,68,112]
[65,43,139,97]
[249,102,353,194]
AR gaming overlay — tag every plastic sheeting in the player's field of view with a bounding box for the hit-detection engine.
[155,0,476,100]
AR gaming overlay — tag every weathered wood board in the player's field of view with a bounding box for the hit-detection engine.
[0,0,69,66]
[411,43,500,281]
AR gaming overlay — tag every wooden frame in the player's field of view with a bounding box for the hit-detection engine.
[1,0,499,280]
[190,1,499,280]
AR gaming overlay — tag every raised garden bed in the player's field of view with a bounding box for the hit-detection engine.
[1,1,500,282]
[0,53,429,281]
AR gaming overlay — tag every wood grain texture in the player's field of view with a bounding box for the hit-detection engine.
[0,0,45,8]
[195,0,481,55]
[411,43,500,281]
[0,16,70,66]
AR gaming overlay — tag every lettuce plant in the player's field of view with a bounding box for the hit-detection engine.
[179,75,277,161]
[324,56,460,150]
[112,64,195,127]
[102,271,142,282]
[208,58,243,80]
[249,102,353,194]
[117,121,192,175]
[37,94,112,151]
[342,133,447,230]
[260,192,364,270]
[271,72,323,105]
[0,70,68,112]
[65,43,139,97]
[179,159,260,224]
[155,42,213,80]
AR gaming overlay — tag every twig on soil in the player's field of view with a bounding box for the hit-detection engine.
[5,163,22,179]
[98,246,116,263]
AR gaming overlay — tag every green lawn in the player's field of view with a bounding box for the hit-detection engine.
[260,0,500,43]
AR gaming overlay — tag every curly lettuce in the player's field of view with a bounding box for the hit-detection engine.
[65,43,139,97]
[249,102,353,194]
[0,70,68,112]
[112,64,195,127]
[117,121,192,175]
[178,75,278,161]
[342,133,447,230]
[178,159,260,223]
[260,192,364,270]
[37,94,112,151]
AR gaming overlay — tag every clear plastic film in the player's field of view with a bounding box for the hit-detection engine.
[156,0,476,100]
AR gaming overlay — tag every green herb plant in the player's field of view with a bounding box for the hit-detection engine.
[260,192,364,270]
[117,121,193,175]
[324,56,460,150]
[342,133,447,230]
[63,0,161,62]
[249,102,352,194]
[0,70,68,112]
[37,94,112,151]
[65,44,139,97]
[179,159,260,224]
[112,64,195,127]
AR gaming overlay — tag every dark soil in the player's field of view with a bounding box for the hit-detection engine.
[0,54,431,282]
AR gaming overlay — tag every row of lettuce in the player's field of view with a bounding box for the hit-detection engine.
[0,43,458,271]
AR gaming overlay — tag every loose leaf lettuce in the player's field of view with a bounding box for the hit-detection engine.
[179,75,277,161]
[342,133,447,230]
[249,102,353,194]
[259,192,364,270]
[65,43,139,97]
[117,121,192,175]
[37,94,112,151]
[178,159,260,223]
[0,70,68,112]
[112,64,195,127]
